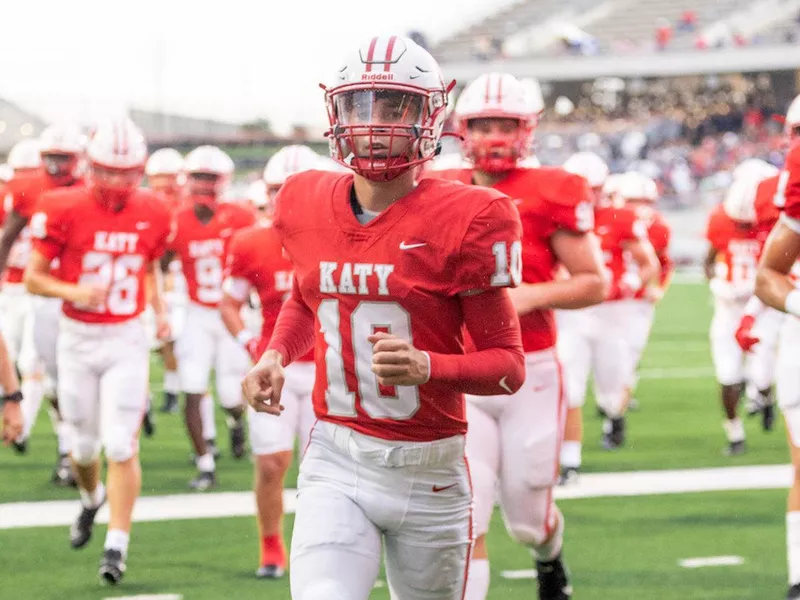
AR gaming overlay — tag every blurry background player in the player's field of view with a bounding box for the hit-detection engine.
[433,72,607,600]
[221,144,321,579]
[25,117,171,585]
[0,322,23,446]
[754,93,800,600]
[705,164,779,455]
[145,148,186,414]
[616,171,674,411]
[163,145,255,491]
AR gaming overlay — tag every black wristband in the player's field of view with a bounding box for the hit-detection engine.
[2,390,23,404]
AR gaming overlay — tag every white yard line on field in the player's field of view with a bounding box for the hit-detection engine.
[104,595,183,600]
[0,464,792,530]
[679,556,745,568]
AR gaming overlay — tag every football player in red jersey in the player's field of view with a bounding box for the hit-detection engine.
[755,94,800,600]
[24,118,171,585]
[221,144,323,579]
[706,166,778,455]
[163,146,256,491]
[429,73,606,600]
[1,127,86,487]
[616,172,674,410]
[145,148,186,414]
[241,36,525,600]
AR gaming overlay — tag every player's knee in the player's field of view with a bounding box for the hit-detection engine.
[103,431,137,463]
[71,431,101,466]
[300,580,353,600]
[255,452,291,484]
[217,375,245,410]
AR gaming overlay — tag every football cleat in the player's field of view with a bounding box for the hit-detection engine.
[189,470,216,491]
[71,496,106,549]
[787,583,800,599]
[763,403,776,432]
[160,391,179,414]
[98,548,126,585]
[142,403,156,438]
[11,438,28,455]
[230,419,246,460]
[558,467,579,486]
[536,553,573,599]
[52,454,77,488]
[601,417,625,450]
[256,564,286,579]
[725,440,746,457]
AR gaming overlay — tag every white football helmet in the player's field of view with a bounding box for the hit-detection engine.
[263,145,321,186]
[786,94,800,134]
[323,35,452,181]
[723,173,768,223]
[617,171,658,203]
[0,163,12,182]
[146,148,184,176]
[40,123,86,155]
[184,145,234,200]
[454,73,539,172]
[731,158,779,182]
[87,118,147,169]
[427,152,470,171]
[601,173,626,205]
[8,139,42,171]
[563,152,609,188]
[246,179,268,210]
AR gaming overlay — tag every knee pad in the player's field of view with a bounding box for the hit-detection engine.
[300,580,353,600]
[505,491,559,549]
[595,392,624,418]
[103,430,138,463]
[216,374,245,410]
[70,427,101,466]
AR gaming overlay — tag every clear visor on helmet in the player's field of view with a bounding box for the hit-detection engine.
[335,90,424,127]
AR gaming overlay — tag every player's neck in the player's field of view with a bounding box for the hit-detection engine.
[352,170,416,213]
[472,170,510,188]
[193,201,216,224]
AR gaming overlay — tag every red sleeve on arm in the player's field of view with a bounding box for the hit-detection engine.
[426,289,524,395]
[266,277,315,365]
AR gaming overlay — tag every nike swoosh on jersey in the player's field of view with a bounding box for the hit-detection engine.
[499,376,513,394]
[399,241,427,250]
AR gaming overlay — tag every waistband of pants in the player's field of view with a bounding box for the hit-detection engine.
[59,315,143,337]
[1,282,27,296]
[321,421,465,468]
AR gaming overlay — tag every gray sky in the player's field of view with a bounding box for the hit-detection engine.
[0,0,514,134]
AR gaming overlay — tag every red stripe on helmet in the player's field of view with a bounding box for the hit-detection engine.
[384,36,397,72]
[365,36,378,72]
[497,75,503,102]
[484,75,491,104]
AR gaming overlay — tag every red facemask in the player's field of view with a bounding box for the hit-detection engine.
[90,164,142,211]
[460,121,533,173]
[42,153,79,187]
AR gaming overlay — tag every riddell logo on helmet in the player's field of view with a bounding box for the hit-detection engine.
[361,73,395,81]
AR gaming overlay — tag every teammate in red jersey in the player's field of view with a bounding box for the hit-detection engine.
[616,171,674,409]
[755,95,800,600]
[220,144,322,579]
[24,118,171,585]
[241,36,525,600]
[429,73,606,600]
[164,145,255,490]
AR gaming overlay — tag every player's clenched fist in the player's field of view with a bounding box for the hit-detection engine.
[241,349,286,415]
[369,332,430,387]
[72,283,108,310]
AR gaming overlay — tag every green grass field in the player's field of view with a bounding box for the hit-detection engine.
[0,281,793,599]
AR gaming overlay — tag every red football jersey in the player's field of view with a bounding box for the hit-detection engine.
[780,139,800,221]
[168,200,256,308]
[31,187,171,324]
[705,204,760,294]
[4,172,53,284]
[433,167,593,352]
[274,170,522,442]
[595,203,648,301]
[754,175,781,245]
[629,204,673,294]
[224,223,313,362]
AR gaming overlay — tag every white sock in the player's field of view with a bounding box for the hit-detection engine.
[104,528,130,558]
[196,452,215,473]
[788,512,800,585]
[724,418,745,443]
[20,377,44,439]
[79,482,105,509]
[57,421,72,455]
[560,441,582,469]
[464,558,490,600]
[164,370,180,394]
[532,505,564,562]
[200,394,217,441]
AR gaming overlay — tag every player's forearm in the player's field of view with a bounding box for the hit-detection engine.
[508,275,606,314]
[427,346,525,396]
[0,336,20,394]
[23,269,81,302]
[220,295,248,339]
[755,266,796,314]
[0,213,27,275]
[146,263,168,317]
[266,295,315,366]
[704,249,717,281]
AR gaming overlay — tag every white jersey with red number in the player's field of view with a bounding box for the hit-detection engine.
[168,200,256,308]
[30,187,171,324]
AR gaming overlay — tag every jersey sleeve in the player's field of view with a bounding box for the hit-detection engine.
[705,208,727,251]
[449,195,523,295]
[546,173,595,233]
[9,177,42,219]
[30,198,70,261]
[781,142,800,220]
[616,206,648,245]
[222,231,254,302]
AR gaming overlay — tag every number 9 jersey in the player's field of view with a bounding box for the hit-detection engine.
[30,187,171,323]
[274,170,522,442]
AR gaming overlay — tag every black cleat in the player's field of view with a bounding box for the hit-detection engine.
[256,564,286,579]
[787,583,800,599]
[725,440,746,456]
[160,391,179,414]
[52,454,77,488]
[230,419,246,460]
[595,406,607,419]
[189,470,216,491]
[537,553,572,599]
[601,417,625,450]
[763,403,776,432]
[558,467,579,486]
[11,438,28,455]
[142,404,156,438]
[98,549,126,585]
[71,496,106,549]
